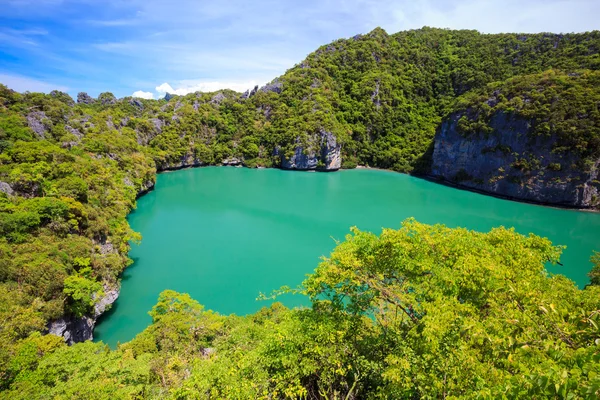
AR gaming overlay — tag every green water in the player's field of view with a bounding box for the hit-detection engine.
[94,167,600,346]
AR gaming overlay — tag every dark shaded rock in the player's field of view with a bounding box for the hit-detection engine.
[0,181,14,196]
[431,111,600,208]
[26,111,49,138]
[137,180,155,197]
[48,281,118,345]
[77,92,96,104]
[259,79,283,94]
[129,98,144,109]
[241,85,258,99]
[279,130,341,171]
[48,316,94,345]
[164,93,176,101]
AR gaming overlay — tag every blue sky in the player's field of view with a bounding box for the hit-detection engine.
[0,0,598,99]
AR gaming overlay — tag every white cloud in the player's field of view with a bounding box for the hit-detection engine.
[132,90,154,99]
[155,80,261,95]
[0,73,68,93]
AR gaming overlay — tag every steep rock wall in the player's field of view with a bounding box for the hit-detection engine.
[279,130,342,171]
[431,112,600,208]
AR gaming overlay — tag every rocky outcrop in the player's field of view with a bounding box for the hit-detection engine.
[279,130,342,171]
[136,179,156,197]
[210,92,226,105]
[48,316,94,345]
[48,240,122,344]
[129,98,144,109]
[260,79,283,94]
[0,181,14,196]
[94,284,119,318]
[431,111,600,208]
[77,92,95,104]
[241,85,258,99]
[222,157,242,166]
[26,111,49,139]
[48,284,119,345]
[135,118,163,145]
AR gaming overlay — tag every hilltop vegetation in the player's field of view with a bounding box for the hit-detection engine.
[0,27,599,398]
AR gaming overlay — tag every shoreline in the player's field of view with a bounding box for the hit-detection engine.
[149,163,598,212]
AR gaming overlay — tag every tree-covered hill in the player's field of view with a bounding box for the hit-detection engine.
[0,27,599,398]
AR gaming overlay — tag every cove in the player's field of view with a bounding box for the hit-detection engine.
[94,167,600,346]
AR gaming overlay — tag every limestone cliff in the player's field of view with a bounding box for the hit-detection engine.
[279,130,342,171]
[431,111,600,208]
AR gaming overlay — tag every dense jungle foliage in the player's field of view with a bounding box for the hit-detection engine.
[0,27,599,398]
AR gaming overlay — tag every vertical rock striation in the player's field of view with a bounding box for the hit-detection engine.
[279,130,342,171]
[431,112,600,208]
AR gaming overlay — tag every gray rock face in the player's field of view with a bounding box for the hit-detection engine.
[136,118,164,145]
[129,99,144,109]
[94,285,119,318]
[222,157,242,166]
[259,79,283,94]
[241,85,258,99]
[77,92,96,104]
[210,92,226,105]
[65,125,83,139]
[26,111,49,138]
[137,180,155,197]
[48,316,94,345]
[280,130,342,171]
[164,93,176,101]
[0,181,14,196]
[431,111,600,208]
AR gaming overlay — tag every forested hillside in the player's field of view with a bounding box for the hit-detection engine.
[0,27,600,398]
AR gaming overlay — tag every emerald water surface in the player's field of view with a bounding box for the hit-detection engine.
[94,167,600,346]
